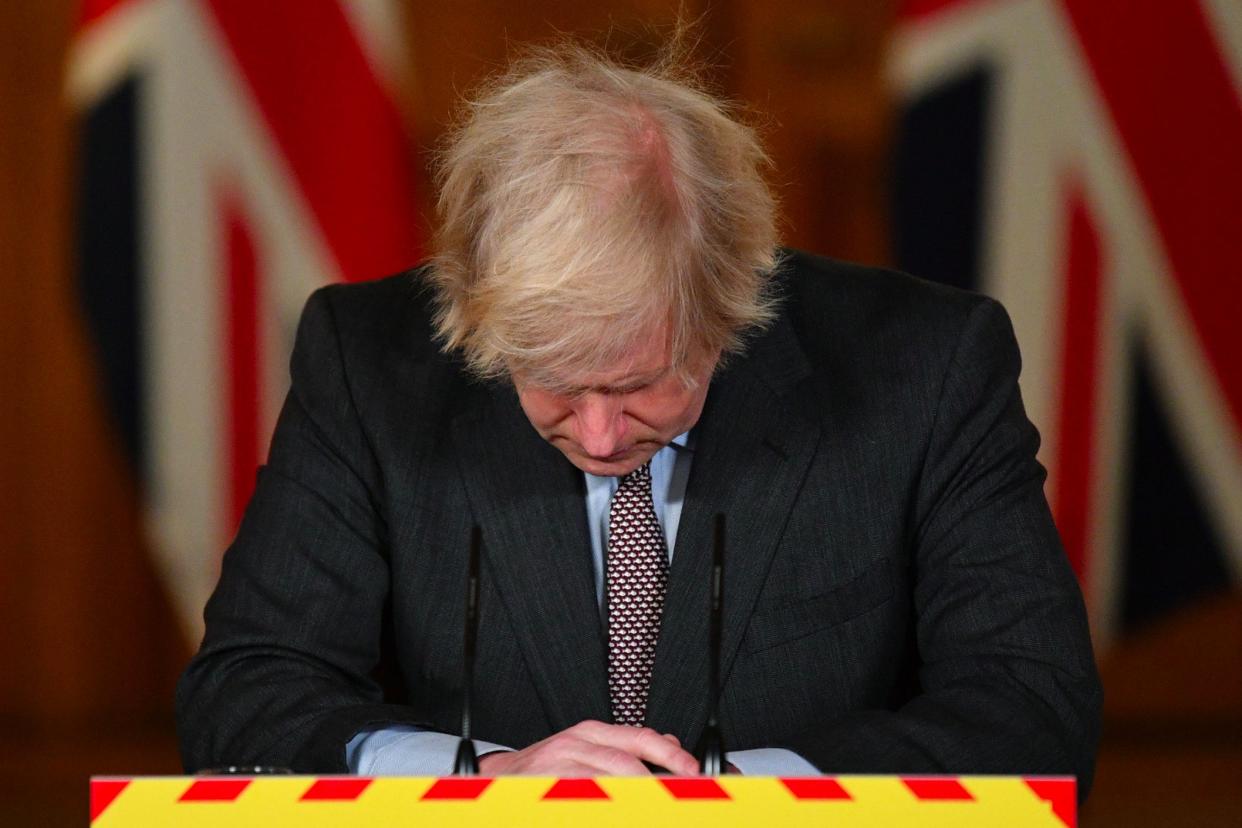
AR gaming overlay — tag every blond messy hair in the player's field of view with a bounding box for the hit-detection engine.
[427,38,779,389]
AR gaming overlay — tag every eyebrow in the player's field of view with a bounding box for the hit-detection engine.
[563,367,669,395]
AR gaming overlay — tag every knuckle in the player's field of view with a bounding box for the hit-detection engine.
[601,747,640,771]
[545,736,577,756]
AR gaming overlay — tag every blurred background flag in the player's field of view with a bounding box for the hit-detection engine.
[66,0,422,642]
[889,0,1242,645]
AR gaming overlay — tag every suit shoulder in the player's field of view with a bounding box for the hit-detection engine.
[304,265,443,363]
[769,249,1011,395]
[777,249,1003,359]
[776,248,990,335]
[292,265,475,432]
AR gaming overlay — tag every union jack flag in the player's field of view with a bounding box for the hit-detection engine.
[890,0,1242,643]
[68,0,422,640]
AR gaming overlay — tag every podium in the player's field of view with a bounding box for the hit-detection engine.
[90,774,1076,826]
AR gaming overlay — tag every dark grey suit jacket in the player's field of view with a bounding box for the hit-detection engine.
[177,250,1101,792]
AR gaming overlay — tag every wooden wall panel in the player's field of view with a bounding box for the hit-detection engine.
[0,0,189,730]
[724,0,895,264]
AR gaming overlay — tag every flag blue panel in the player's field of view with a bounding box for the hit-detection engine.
[77,75,145,476]
[891,66,991,294]
[1121,343,1230,630]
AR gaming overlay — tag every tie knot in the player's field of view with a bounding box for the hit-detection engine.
[622,461,652,484]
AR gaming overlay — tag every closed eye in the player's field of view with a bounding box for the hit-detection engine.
[558,367,668,398]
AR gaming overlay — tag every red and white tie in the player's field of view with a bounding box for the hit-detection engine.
[606,462,669,726]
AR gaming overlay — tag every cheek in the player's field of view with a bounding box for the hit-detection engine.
[675,391,708,431]
[517,390,571,432]
[630,387,705,432]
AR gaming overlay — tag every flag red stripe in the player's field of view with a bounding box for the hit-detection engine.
[1053,182,1102,583]
[1060,0,1242,430]
[204,0,421,282]
[224,194,261,532]
[77,0,135,31]
[897,0,995,22]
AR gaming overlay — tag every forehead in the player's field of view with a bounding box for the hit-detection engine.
[572,331,669,383]
[522,322,672,393]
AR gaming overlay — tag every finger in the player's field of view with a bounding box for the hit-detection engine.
[560,760,607,777]
[524,758,604,778]
[578,725,698,776]
[629,729,698,775]
[516,730,652,776]
[490,739,628,777]
[565,720,617,740]
[562,741,651,776]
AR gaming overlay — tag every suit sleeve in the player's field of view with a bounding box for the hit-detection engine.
[783,297,1103,797]
[176,286,428,773]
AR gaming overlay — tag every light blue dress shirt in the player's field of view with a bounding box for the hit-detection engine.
[347,434,818,776]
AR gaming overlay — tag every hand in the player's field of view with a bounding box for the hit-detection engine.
[476,720,698,776]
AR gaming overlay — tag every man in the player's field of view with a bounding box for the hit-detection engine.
[177,43,1102,788]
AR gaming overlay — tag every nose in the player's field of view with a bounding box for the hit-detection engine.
[574,392,628,458]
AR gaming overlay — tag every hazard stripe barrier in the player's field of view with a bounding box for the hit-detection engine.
[90,774,1076,826]
[902,777,974,800]
[780,777,851,799]
[177,779,250,801]
[299,778,372,801]
[661,777,730,799]
[543,778,609,799]
[420,778,492,800]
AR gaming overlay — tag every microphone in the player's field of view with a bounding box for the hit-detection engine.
[452,526,482,775]
[694,513,727,775]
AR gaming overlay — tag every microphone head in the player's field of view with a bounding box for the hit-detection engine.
[695,724,726,775]
[452,737,480,776]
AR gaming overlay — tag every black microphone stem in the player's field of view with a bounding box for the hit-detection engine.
[696,513,727,775]
[453,526,481,775]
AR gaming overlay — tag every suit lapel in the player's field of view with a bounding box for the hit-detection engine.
[451,384,611,731]
[644,317,821,746]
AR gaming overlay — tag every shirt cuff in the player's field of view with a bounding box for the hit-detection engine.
[725,748,820,776]
[346,726,514,775]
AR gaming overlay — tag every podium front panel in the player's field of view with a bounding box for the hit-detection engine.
[90,774,1076,826]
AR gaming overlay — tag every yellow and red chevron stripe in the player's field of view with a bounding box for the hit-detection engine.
[90,774,1075,826]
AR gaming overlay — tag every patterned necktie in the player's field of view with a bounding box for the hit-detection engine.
[606,461,669,726]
